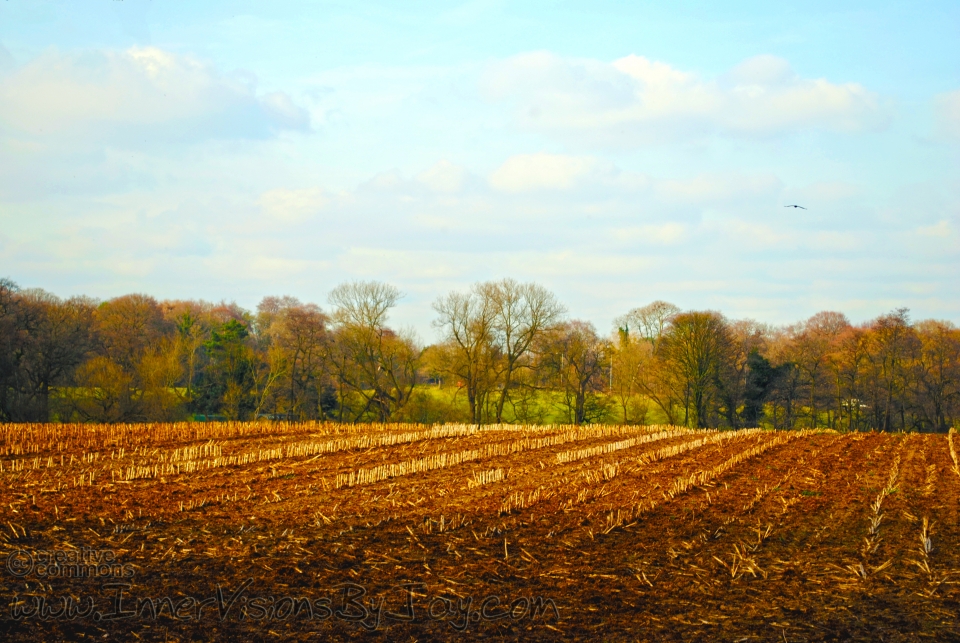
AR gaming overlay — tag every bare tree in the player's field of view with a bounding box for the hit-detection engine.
[95,294,171,371]
[432,290,498,424]
[608,325,652,424]
[785,312,850,428]
[432,279,564,424]
[330,281,399,329]
[909,320,960,431]
[658,311,733,428]
[255,297,331,419]
[615,301,680,350]
[0,279,22,420]
[866,309,919,432]
[482,279,566,423]
[328,281,419,422]
[5,289,95,421]
[539,321,611,424]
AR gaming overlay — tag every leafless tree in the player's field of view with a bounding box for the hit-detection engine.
[328,281,420,422]
[432,290,498,424]
[5,289,94,421]
[658,311,734,428]
[615,300,680,350]
[482,279,566,423]
[539,321,611,424]
[255,297,331,419]
[910,320,960,431]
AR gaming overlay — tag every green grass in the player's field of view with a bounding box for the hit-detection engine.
[410,385,675,425]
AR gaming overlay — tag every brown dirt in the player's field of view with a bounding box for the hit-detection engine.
[1,423,958,642]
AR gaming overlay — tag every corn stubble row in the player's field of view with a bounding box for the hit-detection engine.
[0,420,323,455]
[501,426,769,516]
[12,421,960,585]
[0,420,669,458]
[8,423,960,586]
[118,422,664,483]
[0,423,514,478]
[116,424,490,482]
[15,423,958,534]
[333,424,675,489]
[849,444,902,580]
[949,428,960,478]
[0,421,669,487]
[599,429,814,533]
[0,422,812,502]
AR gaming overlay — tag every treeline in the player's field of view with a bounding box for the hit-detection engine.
[1,277,958,431]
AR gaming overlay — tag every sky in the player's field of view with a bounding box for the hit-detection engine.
[1,0,958,340]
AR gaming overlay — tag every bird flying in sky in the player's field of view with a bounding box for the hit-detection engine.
[784,204,807,209]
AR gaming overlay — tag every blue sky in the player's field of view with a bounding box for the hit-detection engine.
[1,1,958,338]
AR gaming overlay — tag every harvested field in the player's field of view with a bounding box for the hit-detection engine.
[2,422,959,641]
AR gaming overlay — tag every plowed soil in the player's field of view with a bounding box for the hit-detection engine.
[2,422,958,642]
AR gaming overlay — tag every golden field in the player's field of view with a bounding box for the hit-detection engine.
[2,421,959,641]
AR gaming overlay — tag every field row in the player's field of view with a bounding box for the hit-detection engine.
[2,425,960,641]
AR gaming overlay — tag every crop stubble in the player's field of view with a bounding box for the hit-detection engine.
[1,422,959,642]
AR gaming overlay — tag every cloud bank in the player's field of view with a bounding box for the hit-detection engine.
[935,90,960,141]
[482,52,888,147]
[0,46,309,146]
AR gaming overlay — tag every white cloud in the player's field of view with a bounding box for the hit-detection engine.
[935,90,960,141]
[482,52,887,146]
[489,153,604,192]
[244,256,332,279]
[416,159,467,193]
[613,223,688,245]
[0,46,309,145]
[259,91,311,130]
[361,170,407,193]
[916,220,953,238]
[708,219,793,249]
[2,152,957,336]
[723,54,794,86]
[338,247,657,282]
[0,43,14,75]
[259,188,329,222]
[795,181,862,202]
[655,173,782,205]
[912,220,959,255]
[339,248,464,280]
